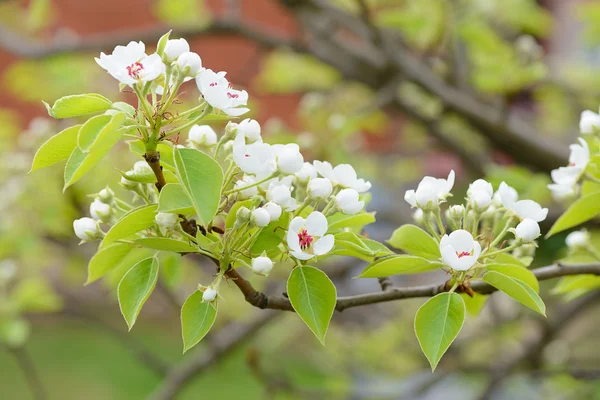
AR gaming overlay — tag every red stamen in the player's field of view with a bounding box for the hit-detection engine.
[298,229,314,250]
[126,62,144,79]
[227,92,239,99]
[456,251,471,258]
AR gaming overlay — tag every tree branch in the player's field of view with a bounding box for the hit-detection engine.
[5,346,47,400]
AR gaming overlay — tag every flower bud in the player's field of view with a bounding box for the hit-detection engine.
[263,202,282,221]
[251,208,271,227]
[188,125,217,147]
[155,212,179,229]
[236,206,251,224]
[449,205,464,219]
[514,218,540,242]
[90,199,112,222]
[307,178,333,199]
[98,186,114,203]
[223,121,239,140]
[275,144,304,174]
[237,119,261,142]
[234,176,259,199]
[251,255,273,276]
[295,162,317,183]
[202,287,218,302]
[73,217,101,241]
[133,160,153,176]
[335,188,364,215]
[470,190,492,211]
[164,38,190,61]
[176,52,203,77]
[413,208,424,224]
[120,176,139,190]
[566,230,590,250]
[415,187,438,211]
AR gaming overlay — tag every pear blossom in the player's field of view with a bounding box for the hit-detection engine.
[176,52,203,77]
[234,175,259,199]
[313,161,371,193]
[98,187,114,203]
[514,218,540,242]
[188,125,217,147]
[90,199,111,222]
[566,230,590,250]
[267,181,298,211]
[133,160,153,176]
[580,110,600,134]
[467,179,493,210]
[547,182,577,201]
[251,208,271,227]
[251,255,273,276]
[449,205,464,219]
[263,202,282,221]
[232,133,275,175]
[237,119,262,142]
[295,162,317,183]
[440,230,481,271]
[494,182,518,208]
[413,208,424,224]
[508,199,548,222]
[405,170,455,210]
[335,189,364,215]
[569,138,590,169]
[95,41,165,86]
[307,178,333,199]
[202,287,218,302]
[235,206,251,224]
[273,143,304,174]
[73,217,101,241]
[287,211,334,260]
[155,212,179,229]
[196,69,249,116]
[163,38,189,61]
[120,176,138,190]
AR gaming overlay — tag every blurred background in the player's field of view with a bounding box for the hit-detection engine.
[1,0,600,399]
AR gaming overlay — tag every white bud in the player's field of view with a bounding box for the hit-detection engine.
[335,188,364,215]
[98,187,114,203]
[236,206,251,224]
[566,230,590,250]
[164,38,190,61]
[188,125,217,147]
[307,178,333,199]
[251,256,273,276]
[413,208,424,224]
[177,52,203,77]
[263,202,282,221]
[234,176,259,199]
[133,160,153,176]
[238,119,261,142]
[470,190,492,211]
[295,162,317,183]
[155,212,179,229]
[120,176,139,190]
[515,218,540,242]
[449,205,464,219]
[275,144,304,174]
[90,199,112,222]
[202,287,218,302]
[73,217,100,241]
[251,208,271,227]
[415,187,438,210]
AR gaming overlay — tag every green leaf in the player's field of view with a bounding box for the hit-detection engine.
[102,205,158,248]
[158,183,195,214]
[332,231,392,261]
[134,237,198,253]
[86,243,133,285]
[327,212,375,231]
[44,93,112,118]
[287,266,337,345]
[181,290,218,353]
[387,224,440,259]
[483,271,546,315]
[358,255,441,278]
[112,101,136,116]
[174,148,223,226]
[461,293,488,317]
[117,257,159,330]
[547,191,600,237]
[414,292,466,371]
[251,213,290,258]
[492,252,531,267]
[485,263,539,292]
[30,125,81,172]
[78,112,126,153]
[156,30,172,57]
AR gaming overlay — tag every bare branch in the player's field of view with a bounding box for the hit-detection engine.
[5,346,47,400]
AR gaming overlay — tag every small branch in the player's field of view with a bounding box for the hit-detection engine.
[377,277,393,292]
[144,151,167,192]
[5,346,47,400]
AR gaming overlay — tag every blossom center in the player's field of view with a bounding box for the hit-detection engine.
[227,91,239,99]
[298,229,314,250]
[456,251,471,258]
[126,62,144,79]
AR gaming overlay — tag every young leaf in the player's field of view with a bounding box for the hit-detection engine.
[414,292,466,371]
[86,242,133,285]
[485,263,539,292]
[174,148,223,226]
[78,112,126,153]
[547,191,600,237]
[112,101,136,116]
[102,205,158,247]
[44,93,112,118]
[552,275,600,295]
[483,271,546,315]
[134,238,198,253]
[117,257,159,330]
[461,293,488,317]
[30,125,81,172]
[327,212,376,231]
[181,291,218,353]
[158,183,195,214]
[358,255,441,278]
[333,231,393,261]
[287,266,337,345]
[156,30,172,57]
[387,224,440,259]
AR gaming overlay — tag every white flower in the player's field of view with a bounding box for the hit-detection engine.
[155,212,179,229]
[133,160,153,176]
[449,205,464,219]
[509,199,548,222]
[164,38,190,61]
[467,179,493,210]
[307,178,333,199]
[547,183,578,201]
[251,256,273,276]
[287,211,334,260]
[314,161,372,192]
[176,52,203,77]
[251,208,271,227]
[234,175,259,199]
[514,218,540,242]
[413,208,424,224]
[196,69,249,116]
[440,230,481,271]
[73,217,100,241]
[273,143,304,174]
[405,170,455,210]
[90,199,111,222]
[232,133,275,175]
[202,287,218,302]
[580,110,600,134]
[95,41,165,86]
[263,202,282,221]
[569,138,590,169]
[237,119,262,142]
[120,176,138,190]
[295,162,317,183]
[267,182,298,211]
[566,230,590,250]
[335,188,364,215]
[188,125,217,147]
[494,182,518,208]
[98,187,114,203]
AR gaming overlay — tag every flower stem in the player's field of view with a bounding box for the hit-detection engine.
[162,105,213,138]
[434,208,445,236]
[488,216,515,250]
[223,173,277,196]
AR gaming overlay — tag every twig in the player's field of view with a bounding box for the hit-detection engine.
[5,346,47,400]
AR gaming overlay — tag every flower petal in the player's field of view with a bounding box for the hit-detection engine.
[313,234,334,256]
[305,212,328,236]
